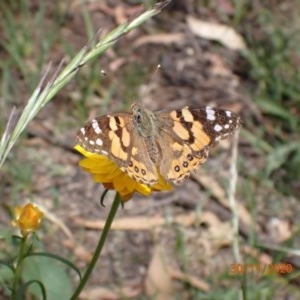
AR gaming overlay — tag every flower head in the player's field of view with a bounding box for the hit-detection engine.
[75,144,172,201]
[13,203,44,237]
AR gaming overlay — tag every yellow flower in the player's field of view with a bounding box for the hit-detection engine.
[75,144,172,201]
[13,203,44,237]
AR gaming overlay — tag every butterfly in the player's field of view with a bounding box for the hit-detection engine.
[76,103,241,186]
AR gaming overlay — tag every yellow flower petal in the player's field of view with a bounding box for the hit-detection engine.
[75,144,172,200]
[13,203,44,237]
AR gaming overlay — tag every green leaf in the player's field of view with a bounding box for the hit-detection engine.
[266,142,300,176]
[22,255,73,300]
[0,226,12,239]
[15,280,47,300]
[257,97,297,129]
[0,260,13,298]
[25,252,81,281]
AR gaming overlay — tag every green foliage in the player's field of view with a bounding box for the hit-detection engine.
[242,4,300,195]
[22,256,73,300]
[0,1,60,89]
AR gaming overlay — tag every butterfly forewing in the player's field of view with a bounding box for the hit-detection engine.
[77,113,134,167]
[190,107,240,146]
[155,106,240,149]
[77,112,160,185]
[154,106,240,183]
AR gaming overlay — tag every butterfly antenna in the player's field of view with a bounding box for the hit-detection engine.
[101,65,161,107]
[141,64,161,100]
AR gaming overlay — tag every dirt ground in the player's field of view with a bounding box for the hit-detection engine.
[1,1,299,299]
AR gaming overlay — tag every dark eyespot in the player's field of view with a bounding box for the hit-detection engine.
[174,165,180,172]
[141,169,146,175]
[129,161,133,167]
[134,166,139,173]
[187,154,194,161]
[183,161,188,168]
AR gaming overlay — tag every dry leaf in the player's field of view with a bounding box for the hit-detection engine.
[134,33,185,48]
[216,0,235,14]
[198,211,233,255]
[193,174,253,227]
[169,268,210,292]
[74,211,198,230]
[80,286,141,300]
[187,16,246,51]
[203,221,233,250]
[80,287,117,300]
[145,245,173,300]
[114,5,127,25]
[86,2,115,16]
[243,245,272,265]
[109,57,126,72]
[204,53,233,76]
[267,218,292,243]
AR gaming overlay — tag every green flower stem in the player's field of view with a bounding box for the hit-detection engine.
[11,235,28,299]
[70,193,121,300]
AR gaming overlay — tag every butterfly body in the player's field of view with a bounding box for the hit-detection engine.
[77,103,241,186]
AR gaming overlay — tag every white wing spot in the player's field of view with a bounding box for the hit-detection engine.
[214,124,223,132]
[91,119,102,134]
[101,150,109,155]
[96,138,103,146]
[80,127,85,135]
[224,124,230,129]
[89,140,95,145]
[206,107,216,121]
[225,111,232,117]
[84,137,88,141]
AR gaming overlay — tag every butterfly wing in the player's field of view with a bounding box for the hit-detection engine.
[77,113,159,185]
[156,131,209,183]
[155,106,241,183]
[120,135,159,185]
[77,106,240,186]
[77,113,132,166]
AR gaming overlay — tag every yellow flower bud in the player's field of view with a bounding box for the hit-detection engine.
[13,203,44,237]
